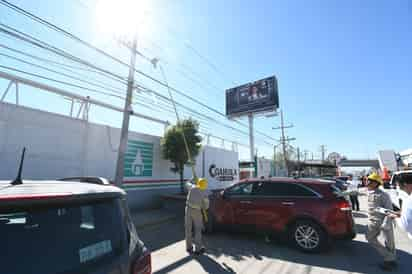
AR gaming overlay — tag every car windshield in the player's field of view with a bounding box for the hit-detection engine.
[0,198,127,274]
[331,183,344,195]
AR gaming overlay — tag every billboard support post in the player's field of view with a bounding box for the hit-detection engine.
[248,113,255,173]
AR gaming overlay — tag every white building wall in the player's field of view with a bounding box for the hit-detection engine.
[0,102,239,209]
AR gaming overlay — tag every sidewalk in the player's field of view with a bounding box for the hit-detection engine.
[130,208,179,230]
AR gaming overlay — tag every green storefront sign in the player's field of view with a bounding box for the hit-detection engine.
[124,140,153,177]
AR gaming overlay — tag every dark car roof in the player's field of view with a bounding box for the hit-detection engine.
[239,177,333,185]
[0,180,125,208]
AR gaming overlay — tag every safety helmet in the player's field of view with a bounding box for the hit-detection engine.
[367,172,383,185]
[196,178,208,190]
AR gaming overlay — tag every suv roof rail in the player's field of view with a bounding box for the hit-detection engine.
[57,177,111,185]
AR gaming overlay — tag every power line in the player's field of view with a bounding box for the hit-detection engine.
[0,62,250,147]
[133,84,252,137]
[0,65,124,99]
[71,0,227,98]
[0,52,126,96]
[0,2,276,142]
[0,43,126,84]
[139,42,224,97]
[0,24,126,82]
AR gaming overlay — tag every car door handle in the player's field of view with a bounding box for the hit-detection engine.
[282,202,295,206]
[240,201,252,204]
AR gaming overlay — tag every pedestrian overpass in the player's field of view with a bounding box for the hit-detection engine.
[338,159,380,169]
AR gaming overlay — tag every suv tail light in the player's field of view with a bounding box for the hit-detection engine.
[132,251,151,274]
[336,200,351,211]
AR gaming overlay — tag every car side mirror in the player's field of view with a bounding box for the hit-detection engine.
[222,190,228,199]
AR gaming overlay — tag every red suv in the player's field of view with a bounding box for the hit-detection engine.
[208,177,356,252]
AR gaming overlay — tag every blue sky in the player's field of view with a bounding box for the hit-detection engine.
[0,0,411,160]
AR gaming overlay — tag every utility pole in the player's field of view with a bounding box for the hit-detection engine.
[273,144,279,176]
[114,35,138,186]
[320,145,327,162]
[273,110,295,176]
[304,150,309,162]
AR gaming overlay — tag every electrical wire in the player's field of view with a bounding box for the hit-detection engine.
[0,43,127,84]
[0,65,124,99]
[0,52,126,95]
[0,2,276,142]
[0,24,126,82]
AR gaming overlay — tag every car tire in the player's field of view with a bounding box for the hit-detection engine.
[289,220,329,253]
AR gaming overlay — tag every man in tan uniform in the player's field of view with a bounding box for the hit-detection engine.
[185,178,209,255]
[366,173,397,271]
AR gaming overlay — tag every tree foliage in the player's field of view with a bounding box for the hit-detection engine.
[161,119,202,193]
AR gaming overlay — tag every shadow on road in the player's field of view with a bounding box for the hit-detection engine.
[153,253,236,274]
[352,212,368,218]
[140,219,412,274]
[195,255,236,273]
[205,230,412,274]
[138,221,185,252]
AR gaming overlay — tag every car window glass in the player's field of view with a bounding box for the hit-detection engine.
[0,198,127,274]
[227,183,253,195]
[255,182,316,197]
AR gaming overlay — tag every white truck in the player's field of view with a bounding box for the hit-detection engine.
[387,170,411,210]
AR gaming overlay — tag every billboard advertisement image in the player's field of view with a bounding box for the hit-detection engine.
[226,76,278,117]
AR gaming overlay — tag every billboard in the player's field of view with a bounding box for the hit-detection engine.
[226,76,279,117]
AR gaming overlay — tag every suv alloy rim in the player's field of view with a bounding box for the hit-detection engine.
[295,225,320,250]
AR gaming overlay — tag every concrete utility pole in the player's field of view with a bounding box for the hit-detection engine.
[273,144,280,176]
[304,150,309,162]
[273,110,295,176]
[114,35,138,186]
[320,145,327,162]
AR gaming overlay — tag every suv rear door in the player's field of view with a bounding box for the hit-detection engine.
[0,198,130,274]
[252,181,322,232]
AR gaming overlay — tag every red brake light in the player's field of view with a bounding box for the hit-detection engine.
[0,193,71,201]
[132,251,151,274]
[337,200,351,211]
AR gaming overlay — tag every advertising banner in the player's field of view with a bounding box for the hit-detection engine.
[226,76,278,117]
[202,146,239,190]
[124,140,154,177]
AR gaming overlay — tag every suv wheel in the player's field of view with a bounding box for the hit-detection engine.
[290,220,328,253]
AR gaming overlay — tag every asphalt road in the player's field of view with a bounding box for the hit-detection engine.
[139,196,412,274]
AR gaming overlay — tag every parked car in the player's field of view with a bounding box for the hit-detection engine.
[0,179,151,274]
[387,170,412,211]
[334,176,350,182]
[208,177,355,253]
[322,177,349,191]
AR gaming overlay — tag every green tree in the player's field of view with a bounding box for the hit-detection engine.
[161,119,202,193]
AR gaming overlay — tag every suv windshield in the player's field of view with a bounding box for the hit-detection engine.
[0,198,127,274]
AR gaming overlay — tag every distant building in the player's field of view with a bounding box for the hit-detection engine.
[400,148,412,168]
